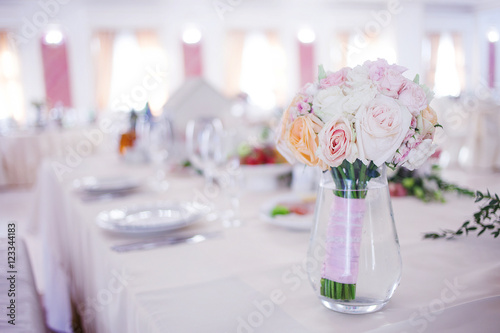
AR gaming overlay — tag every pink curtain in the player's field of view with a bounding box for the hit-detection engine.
[299,41,315,87]
[183,42,203,78]
[488,41,496,89]
[40,37,72,109]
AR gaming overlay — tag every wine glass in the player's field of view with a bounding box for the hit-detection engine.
[185,117,224,186]
[216,129,244,227]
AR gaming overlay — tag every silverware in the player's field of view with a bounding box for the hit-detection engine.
[111,231,222,253]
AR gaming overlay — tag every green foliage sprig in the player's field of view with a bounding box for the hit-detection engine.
[424,190,500,239]
[388,166,475,202]
[426,174,476,198]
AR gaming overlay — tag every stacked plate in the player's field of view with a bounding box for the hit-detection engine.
[96,202,204,234]
[73,176,142,196]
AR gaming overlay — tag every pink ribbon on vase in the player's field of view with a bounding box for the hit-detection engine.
[322,195,366,284]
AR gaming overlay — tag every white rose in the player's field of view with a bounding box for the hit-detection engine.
[312,86,345,123]
[342,84,378,117]
[355,95,412,166]
[344,65,371,94]
[401,139,437,170]
[301,82,319,96]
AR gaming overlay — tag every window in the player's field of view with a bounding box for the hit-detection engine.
[0,32,24,122]
[238,31,286,113]
[94,30,168,115]
[434,33,461,97]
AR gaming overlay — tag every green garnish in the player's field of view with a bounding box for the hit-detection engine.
[271,205,290,217]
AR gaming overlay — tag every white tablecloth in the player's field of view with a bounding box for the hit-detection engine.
[0,128,97,187]
[34,155,500,332]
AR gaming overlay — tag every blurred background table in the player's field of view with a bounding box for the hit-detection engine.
[0,128,96,188]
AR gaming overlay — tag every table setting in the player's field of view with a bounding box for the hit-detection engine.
[32,59,500,333]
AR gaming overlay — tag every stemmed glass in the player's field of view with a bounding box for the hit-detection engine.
[216,129,244,227]
[185,117,224,186]
[148,117,174,192]
[186,117,243,225]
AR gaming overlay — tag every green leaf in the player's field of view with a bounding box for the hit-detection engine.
[413,74,420,84]
[318,65,327,81]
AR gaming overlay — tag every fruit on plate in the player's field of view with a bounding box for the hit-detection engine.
[270,196,316,217]
[238,144,287,165]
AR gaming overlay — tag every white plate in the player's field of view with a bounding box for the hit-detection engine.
[260,193,316,231]
[73,176,141,194]
[96,202,203,233]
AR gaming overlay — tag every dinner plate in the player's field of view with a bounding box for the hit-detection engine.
[96,202,203,233]
[260,193,316,231]
[73,176,141,194]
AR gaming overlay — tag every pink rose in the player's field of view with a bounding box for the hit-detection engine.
[398,80,428,116]
[295,94,312,115]
[320,68,349,89]
[401,139,437,170]
[355,95,412,166]
[392,115,427,166]
[392,136,422,165]
[365,59,407,98]
[317,117,355,168]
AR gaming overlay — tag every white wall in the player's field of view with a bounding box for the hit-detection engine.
[0,0,498,121]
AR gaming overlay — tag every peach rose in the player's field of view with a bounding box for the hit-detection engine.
[285,114,326,168]
[416,105,438,139]
[421,105,438,126]
[276,99,297,163]
[316,117,356,168]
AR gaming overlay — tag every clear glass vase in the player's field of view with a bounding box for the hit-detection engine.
[307,164,402,314]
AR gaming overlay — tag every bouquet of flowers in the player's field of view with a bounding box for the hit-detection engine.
[276,59,439,300]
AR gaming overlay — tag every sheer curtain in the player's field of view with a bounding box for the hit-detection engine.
[434,33,461,97]
[0,31,25,122]
[426,33,441,89]
[233,30,287,112]
[336,31,351,68]
[102,30,167,113]
[92,31,115,112]
[136,30,168,115]
[266,31,287,107]
[224,30,246,98]
[452,32,466,92]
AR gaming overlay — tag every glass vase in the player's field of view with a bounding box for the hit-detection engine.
[307,164,402,314]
